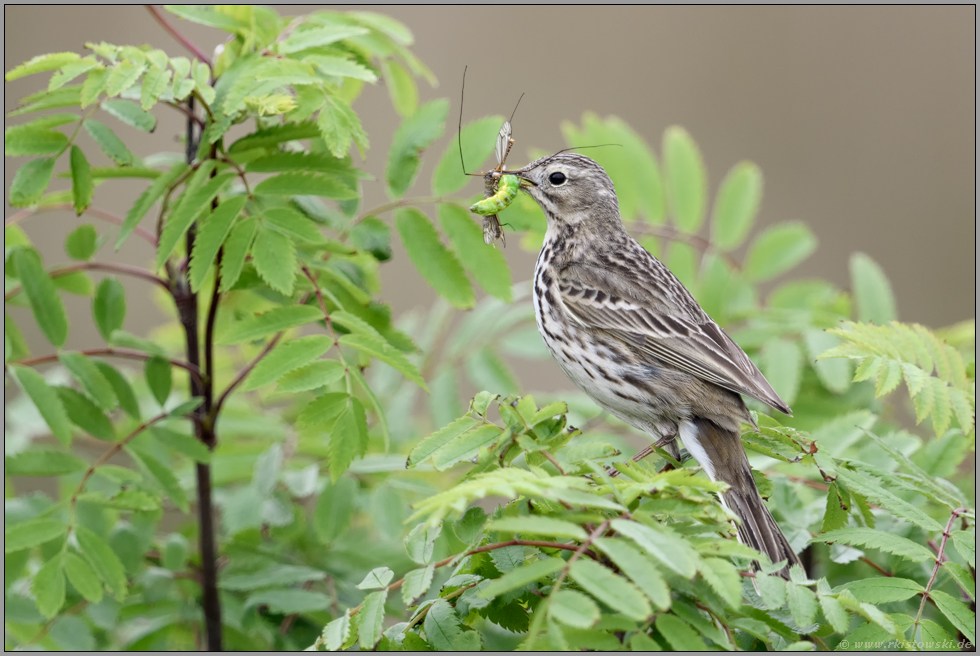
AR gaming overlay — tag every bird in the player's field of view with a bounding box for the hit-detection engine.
[510,152,803,576]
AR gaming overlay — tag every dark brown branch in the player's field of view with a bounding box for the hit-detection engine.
[145,5,212,67]
[11,348,203,388]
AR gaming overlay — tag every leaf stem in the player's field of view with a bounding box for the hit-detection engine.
[631,223,741,271]
[355,195,466,225]
[145,5,213,68]
[5,261,169,302]
[914,507,966,629]
[5,204,158,247]
[11,348,203,388]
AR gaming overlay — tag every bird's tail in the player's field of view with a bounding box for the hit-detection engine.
[678,417,803,578]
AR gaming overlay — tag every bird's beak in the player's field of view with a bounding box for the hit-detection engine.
[511,168,537,189]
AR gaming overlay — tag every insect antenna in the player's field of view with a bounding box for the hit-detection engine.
[509,93,525,124]
[552,143,623,157]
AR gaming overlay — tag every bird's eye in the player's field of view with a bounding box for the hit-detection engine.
[549,171,567,186]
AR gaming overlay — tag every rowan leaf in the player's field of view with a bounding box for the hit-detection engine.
[4,518,67,553]
[810,528,935,562]
[157,170,234,269]
[438,204,512,302]
[663,126,707,234]
[395,208,474,309]
[711,161,762,250]
[850,252,897,325]
[431,116,502,196]
[31,556,65,619]
[386,99,447,198]
[744,222,817,282]
[59,351,117,410]
[9,157,56,207]
[242,335,333,391]
[101,99,156,132]
[6,52,81,80]
[251,225,297,295]
[217,305,322,345]
[253,172,357,199]
[84,120,136,165]
[187,195,247,291]
[219,215,257,291]
[568,560,651,621]
[12,247,68,347]
[550,590,600,629]
[63,552,103,603]
[8,365,73,444]
[277,360,346,393]
[75,525,127,598]
[4,124,68,156]
[92,277,126,341]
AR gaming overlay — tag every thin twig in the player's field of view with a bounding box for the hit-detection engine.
[146,5,212,67]
[915,507,967,628]
[211,333,282,417]
[354,195,466,225]
[5,204,158,247]
[10,348,203,388]
[164,100,206,128]
[860,556,893,577]
[6,261,168,302]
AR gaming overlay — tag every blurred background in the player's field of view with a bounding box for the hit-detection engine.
[5,6,975,379]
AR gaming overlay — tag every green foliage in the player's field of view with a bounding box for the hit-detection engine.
[4,5,973,652]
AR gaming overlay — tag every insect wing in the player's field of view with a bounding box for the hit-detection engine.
[494,120,513,168]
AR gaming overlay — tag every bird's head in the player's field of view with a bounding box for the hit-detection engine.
[512,152,620,229]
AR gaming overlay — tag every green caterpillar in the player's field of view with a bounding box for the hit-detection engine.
[470,173,519,216]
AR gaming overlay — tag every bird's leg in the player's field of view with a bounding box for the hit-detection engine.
[607,433,677,478]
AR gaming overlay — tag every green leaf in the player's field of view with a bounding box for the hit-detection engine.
[931,590,975,646]
[328,398,367,481]
[93,362,139,420]
[101,99,156,132]
[168,397,203,419]
[9,84,83,116]
[58,387,114,440]
[663,126,707,233]
[405,522,442,565]
[116,162,189,249]
[743,222,817,282]
[358,589,388,649]
[822,483,849,533]
[481,557,564,599]
[140,66,172,110]
[711,161,762,250]
[144,355,172,406]
[837,577,924,603]
[129,450,188,513]
[253,172,357,199]
[610,519,698,578]
[187,195,247,291]
[262,206,323,243]
[12,248,68,347]
[438,204,512,301]
[655,614,708,650]
[818,593,849,634]
[430,424,501,471]
[217,305,322,345]
[31,555,65,619]
[384,59,418,117]
[75,525,127,598]
[918,619,954,650]
[810,528,935,562]
[8,365,73,444]
[278,24,369,53]
[63,552,103,603]
[568,559,651,621]
[407,417,480,467]
[594,538,671,610]
[68,146,95,215]
[762,337,803,406]
[339,332,427,390]
[6,52,81,80]
[91,278,126,341]
[850,252,896,324]
[59,351,117,410]
[489,516,587,540]
[950,531,975,567]
[432,116,503,196]
[803,329,852,394]
[396,208,474,308]
[4,518,67,553]
[245,589,332,615]
[219,215,256,291]
[317,95,369,158]
[787,582,818,628]
[277,360,346,393]
[105,61,145,97]
[835,469,942,532]
[242,335,333,391]
[84,120,136,165]
[298,392,350,429]
[4,124,68,156]
[251,225,297,296]
[9,157,56,206]
[305,54,378,82]
[401,563,435,605]
[386,99,447,198]
[219,564,326,591]
[321,614,351,652]
[550,589,600,629]
[157,170,234,269]
[356,566,394,590]
[80,68,109,108]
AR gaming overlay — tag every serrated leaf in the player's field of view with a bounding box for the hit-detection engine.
[305,54,377,82]
[663,126,707,233]
[950,531,975,567]
[278,24,369,52]
[786,582,818,628]
[836,469,942,531]
[550,589,600,629]
[217,305,322,345]
[317,95,368,158]
[7,52,81,80]
[762,337,803,406]
[386,99,447,198]
[384,59,417,117]
[811,528,935,561]
[408,417,480,467]
[144,355,172,406]
[4,124,68,156]
[357,589,387,649]
[8,365,73,444]
[57,386,114,440]
[569,559,651,621]
[75,525,127,598]
[489,516,587,540]
[187,195,247,291]
[253,172,357,199]
[245,588,332,615]
[92,363,137,421]
[219,215,256,291]
[322,613,351,651]
[481,558,564,599]
[850,252,896,325]
[395,209,475,308]
[594,538,671,610]
[931,590,975,646]
[401,564,435,605]
[80,68,109,107]
[356,566,394,590]
[929,378,953,436]
[6,448,88,476]
[101,99,156,132]
[314,476,357,543]
[432,116,503,196]
[438,204,512,301]
[405,522,442,566]
[9,157,56,207]
[818,593,849,634]
[251,225,297,296]
[84,120,136,165]
[31,555,65,619]
[67,146,95,215]
[242,335,333,391]
[339,332,426,390]
[12,248,68,346]
[744,222,817,282]
[63,552,103,603]
[157,171,234,269]
[116,161,189,249]
[91,277,126,341]
[430,424,502,471]
[140,66,172,110]
[328,398,367,481]
[277,360,346,393]
[838,577,924,603]
[105,61,145,97]
[4,518,67,553]
[610,519,698,578]
[59,351,117,410]
[298,392,350,429]
[711,161,762,250]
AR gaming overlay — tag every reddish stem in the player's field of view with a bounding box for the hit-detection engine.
[11,348,204,389]
[5,204,158,247]
[145,5,213,67]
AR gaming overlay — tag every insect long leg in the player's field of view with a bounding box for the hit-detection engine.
[457,66,484,179]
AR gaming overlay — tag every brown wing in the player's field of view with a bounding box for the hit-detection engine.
[557,262,791,415]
